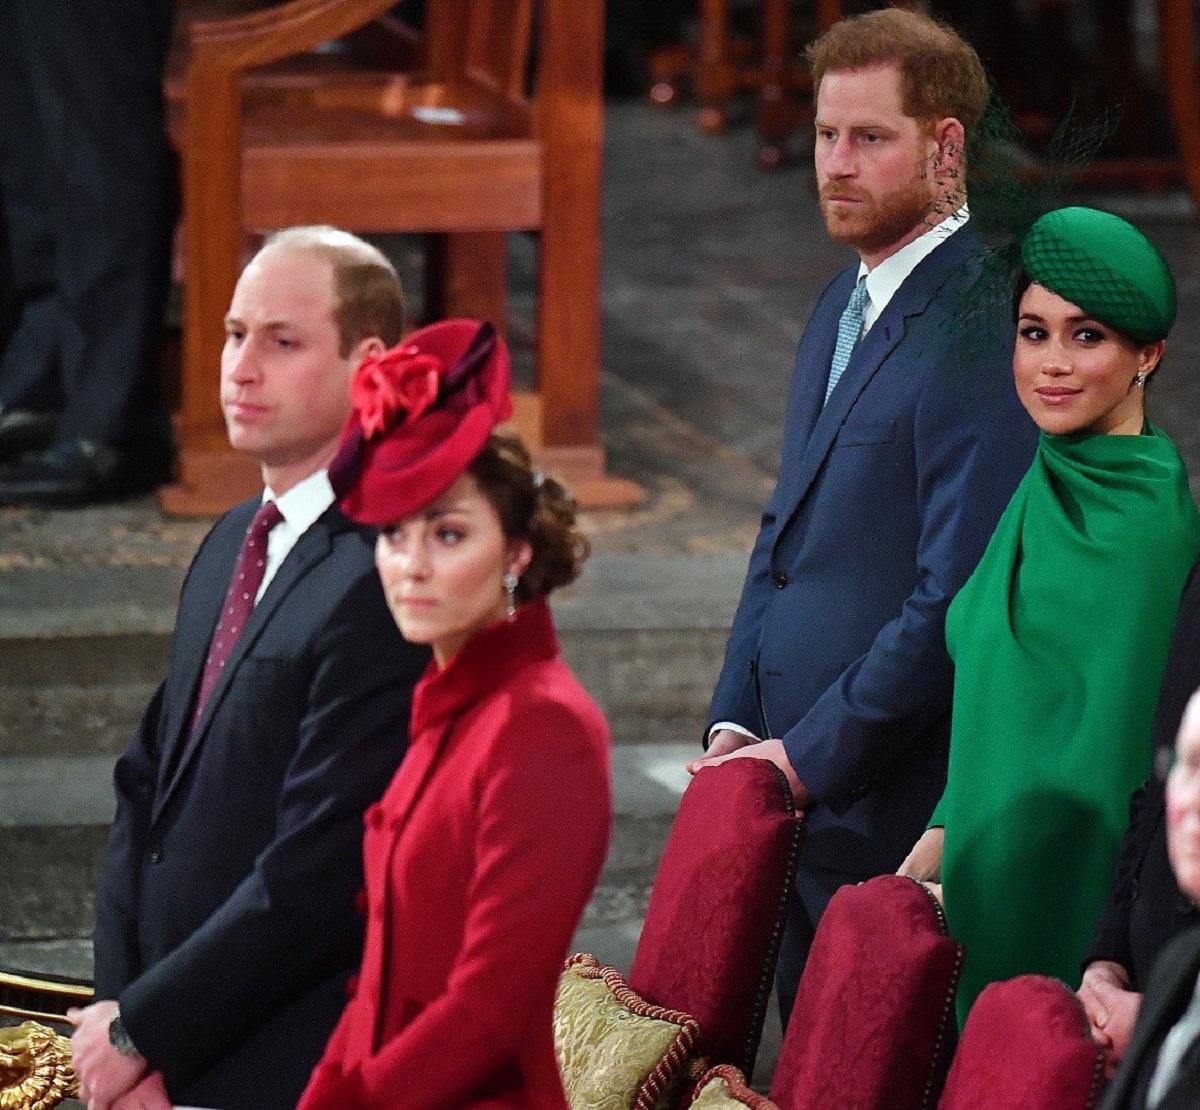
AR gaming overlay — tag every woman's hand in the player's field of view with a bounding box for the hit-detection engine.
[898,827,944,882]
[1078,960,1141,1077]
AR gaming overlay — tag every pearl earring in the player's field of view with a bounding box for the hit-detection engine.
[504,572,519,621]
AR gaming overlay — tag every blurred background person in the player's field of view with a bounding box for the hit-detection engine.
[1079,558,1200,1075]
[298,319,612,1110]
[0,0,177,507]
[901,207,1200,1027]
[1100,687,1200,1110]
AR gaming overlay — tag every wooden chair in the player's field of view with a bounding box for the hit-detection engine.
[160,0,641,515]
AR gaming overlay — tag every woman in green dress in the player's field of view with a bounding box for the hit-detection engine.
[899,206,1200,1027]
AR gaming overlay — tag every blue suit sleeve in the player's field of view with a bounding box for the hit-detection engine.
[782,323,1035,811]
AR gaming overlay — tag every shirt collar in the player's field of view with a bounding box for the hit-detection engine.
[264,468,335,534]
[859,206,969,328]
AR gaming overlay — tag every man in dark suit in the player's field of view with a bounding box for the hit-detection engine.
[67,227,429,1110]
[690,8,1036,1018]
[1100,690,1200,1110]
[0,0,177,505]
[1079,559,1200,1077]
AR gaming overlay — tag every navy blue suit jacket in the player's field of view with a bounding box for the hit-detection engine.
[710,224,1037,879]
[93,497,429,1110]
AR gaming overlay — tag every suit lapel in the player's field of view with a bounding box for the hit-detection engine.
[1110,932,1200,1109]
[775,228,976,541]
[156,502,256,797]
[152,511,338,823]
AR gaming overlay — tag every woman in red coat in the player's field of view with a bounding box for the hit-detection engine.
[297,320,612,1110]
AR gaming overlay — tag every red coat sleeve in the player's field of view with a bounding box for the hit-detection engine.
[359,698,611,1109]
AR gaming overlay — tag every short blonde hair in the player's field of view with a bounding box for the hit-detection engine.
[261,226,406,356]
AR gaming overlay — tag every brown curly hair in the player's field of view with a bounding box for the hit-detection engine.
[468,433,590,602]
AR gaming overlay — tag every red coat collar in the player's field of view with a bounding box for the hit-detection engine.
[411,598,560,736]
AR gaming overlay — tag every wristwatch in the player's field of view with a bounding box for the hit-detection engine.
[108,1008,141,1058]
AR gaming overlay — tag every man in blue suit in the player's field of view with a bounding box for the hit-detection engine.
[691,8,1037,1019]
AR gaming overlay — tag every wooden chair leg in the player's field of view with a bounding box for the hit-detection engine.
[424,232,508,334]
[159,61,262,517]
[696,0,736,132]
[755,0,795,169]
[1159,0,1200,208]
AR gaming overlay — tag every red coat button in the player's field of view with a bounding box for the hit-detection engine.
[354,889,368,915]
[345,974,359,999]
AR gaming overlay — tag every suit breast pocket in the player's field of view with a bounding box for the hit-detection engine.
[834,417,897,448]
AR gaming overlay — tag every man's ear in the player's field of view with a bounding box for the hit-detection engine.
[931,117,966,177]
[353,335,387,365]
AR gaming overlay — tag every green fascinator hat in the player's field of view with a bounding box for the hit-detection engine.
[1020,206,1176,343]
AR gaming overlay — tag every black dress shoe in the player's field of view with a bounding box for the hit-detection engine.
[0,439,174,508]
[0,408,58,465]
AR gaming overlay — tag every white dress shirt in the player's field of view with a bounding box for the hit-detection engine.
[256,469,337,604]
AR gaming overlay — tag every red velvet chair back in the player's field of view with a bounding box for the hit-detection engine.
[628,760,804,1076]
[937,976,1107,1110]
[769,875,962,1110]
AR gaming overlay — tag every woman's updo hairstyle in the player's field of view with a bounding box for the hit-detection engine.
[468,432,590,602]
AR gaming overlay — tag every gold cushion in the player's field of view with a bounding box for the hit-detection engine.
[690,1066,780,1110]
[554,953,700,1110]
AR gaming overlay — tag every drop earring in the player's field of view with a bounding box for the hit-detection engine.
[504,572,519,621]
[1134,371,1148,388]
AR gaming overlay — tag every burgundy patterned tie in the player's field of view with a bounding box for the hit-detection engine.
[189,500,284,734]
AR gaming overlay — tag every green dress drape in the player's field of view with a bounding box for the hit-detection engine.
[933,424,1200,1027]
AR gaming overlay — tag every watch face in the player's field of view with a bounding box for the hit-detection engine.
[109,1014,137,1057]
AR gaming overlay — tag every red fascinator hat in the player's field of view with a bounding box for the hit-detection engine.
[331,319,512,525]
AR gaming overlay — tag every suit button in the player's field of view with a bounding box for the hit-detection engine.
[149,847,163,864]
[772,572,788,589]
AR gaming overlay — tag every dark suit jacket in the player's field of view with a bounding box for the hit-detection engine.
[1085,560,1200,990]
[1100,928,1200,1110]
[93,496,429,1110]
[710,225,1037,881]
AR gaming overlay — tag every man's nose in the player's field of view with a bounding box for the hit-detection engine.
[225,339,261,382]
[824,135,856,177]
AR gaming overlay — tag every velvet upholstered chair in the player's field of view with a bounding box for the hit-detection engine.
[768,875,963,1110]
[937,975,1108,1110]
[554,759,804,1110]
[628,759,806,1081]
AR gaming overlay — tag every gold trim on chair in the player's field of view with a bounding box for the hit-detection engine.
[0,969,93,1026]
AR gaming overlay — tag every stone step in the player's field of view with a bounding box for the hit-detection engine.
[0,554,744,751]
[0,744,695,979]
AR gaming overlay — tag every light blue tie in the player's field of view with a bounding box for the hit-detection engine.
[825,275,869,403]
